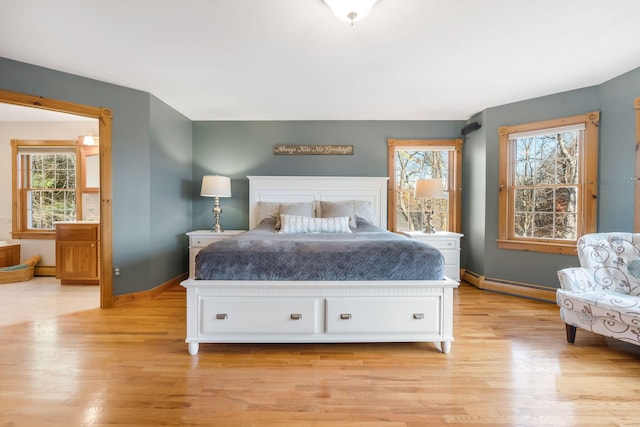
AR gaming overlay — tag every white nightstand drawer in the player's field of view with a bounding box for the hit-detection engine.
[444,265,459,280]
[421,238,459,250]
[439,249,458,265]
[191,236,224,248]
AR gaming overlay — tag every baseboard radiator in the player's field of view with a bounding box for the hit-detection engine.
[461,269,557,303]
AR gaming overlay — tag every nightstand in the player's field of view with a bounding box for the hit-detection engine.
[186,230,245,278]
[406,231,463,282]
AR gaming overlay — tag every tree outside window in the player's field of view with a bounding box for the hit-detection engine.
[387,139,463,233]
[12,140,79,237]
[27,153,77,229]
[498,112,599,254]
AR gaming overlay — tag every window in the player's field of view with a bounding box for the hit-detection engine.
[387,139,463,233]
[12,140,78,237]
[498,112,599,254]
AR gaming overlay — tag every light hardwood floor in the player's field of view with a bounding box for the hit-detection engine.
[0,283,638,426]
[0,276,99,327]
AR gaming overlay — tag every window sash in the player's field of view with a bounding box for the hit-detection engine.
[12,140,79,234]
[508,125,583,242]
[387,139,463,233]
[393,148,451,232]
[497,112,599,255]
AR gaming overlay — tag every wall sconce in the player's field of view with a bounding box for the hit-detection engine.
[201,175,232,233]
[323,0,378,25]
[414,179,445,233]
[81,135,97,146]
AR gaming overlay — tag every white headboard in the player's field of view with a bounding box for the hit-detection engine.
[248,176,389,229]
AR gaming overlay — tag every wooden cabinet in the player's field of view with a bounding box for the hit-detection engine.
[407,231,463,282]
[186,230,245,278]
[56,222,99,285]
[0,244,20,268]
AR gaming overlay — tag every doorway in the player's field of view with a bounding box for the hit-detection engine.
[0,89,113,308]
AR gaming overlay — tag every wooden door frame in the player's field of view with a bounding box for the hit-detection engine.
[0,89,113,308]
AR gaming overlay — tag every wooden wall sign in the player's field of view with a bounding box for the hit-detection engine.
[273,144,353,155]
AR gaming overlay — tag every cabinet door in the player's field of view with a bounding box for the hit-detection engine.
[56,241,98,280]
[0,245,20,268]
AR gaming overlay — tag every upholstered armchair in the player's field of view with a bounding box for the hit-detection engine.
[556,233,640,346]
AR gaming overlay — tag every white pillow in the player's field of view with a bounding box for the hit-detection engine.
[279,214,352,234]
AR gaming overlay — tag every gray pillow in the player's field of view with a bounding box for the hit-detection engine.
[320,201,355,228]
[274,202,315,229]
[320,200,373,228]
[256,202,280,224]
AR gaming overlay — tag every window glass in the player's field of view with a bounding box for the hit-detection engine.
[394,148,450,232]
[498,112,599,255]
[387,139,463,233]
[510,127,582,240]
[26,153,77,229]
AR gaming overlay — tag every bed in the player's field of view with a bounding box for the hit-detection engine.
[181,176,459,355]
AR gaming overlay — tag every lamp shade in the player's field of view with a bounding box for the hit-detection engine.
[323,0,378,23]
[200,175,231,198]
[414,179,444,199]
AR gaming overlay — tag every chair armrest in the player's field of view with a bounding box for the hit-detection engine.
[557,267,600,292]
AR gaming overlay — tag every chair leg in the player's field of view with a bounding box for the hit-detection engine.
[565,324,577,344]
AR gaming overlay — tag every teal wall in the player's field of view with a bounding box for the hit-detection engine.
[3,54,640,295]
[597,67,640,231]
[464,73,640,288]
[192,121,465,230]
[149,95,193,286]
[461,111,486,273]
[0,57,192,295]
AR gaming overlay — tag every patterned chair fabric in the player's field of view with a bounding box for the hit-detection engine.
[556,232,640,346]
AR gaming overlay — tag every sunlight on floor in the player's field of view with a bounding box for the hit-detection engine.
[0,276,99,327]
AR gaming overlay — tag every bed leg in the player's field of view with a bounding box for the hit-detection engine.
[441,341,451,354]
[565,324,577,344]
[188,342,199,355]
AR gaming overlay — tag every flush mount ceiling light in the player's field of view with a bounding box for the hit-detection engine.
[323,0,379,25]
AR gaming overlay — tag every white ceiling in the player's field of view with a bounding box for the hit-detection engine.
[1,0,640,121]
[0,103,95,121]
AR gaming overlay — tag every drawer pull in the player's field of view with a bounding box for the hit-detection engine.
[216,313,228,320]
[290,313,302,320]
[413,313,425,320]
[340,313,352,320]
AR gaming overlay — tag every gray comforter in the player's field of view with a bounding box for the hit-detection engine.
[195,219,444,281]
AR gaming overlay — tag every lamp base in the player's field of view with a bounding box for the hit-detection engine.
[422,209,436,233]
[211,196,225,233]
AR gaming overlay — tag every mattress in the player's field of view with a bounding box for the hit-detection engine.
[195,219,444,281]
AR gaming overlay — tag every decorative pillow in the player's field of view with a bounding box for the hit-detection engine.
[256,202,281,225]
[279,214,352,234]
[352,200,374,224]
[274,202,315,229]
[320,201,355,227]
[319,200,373,228]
